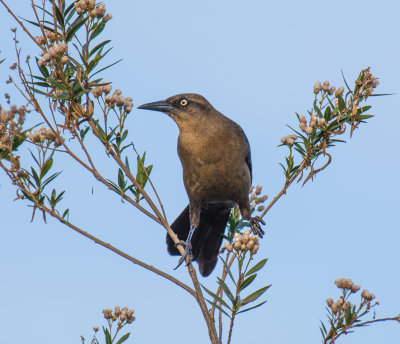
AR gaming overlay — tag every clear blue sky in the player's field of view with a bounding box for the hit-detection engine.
[1,1,399,343]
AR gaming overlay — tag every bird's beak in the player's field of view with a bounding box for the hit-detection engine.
[137,100,173,113]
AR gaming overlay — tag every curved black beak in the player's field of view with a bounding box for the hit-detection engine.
[137,100,173,113]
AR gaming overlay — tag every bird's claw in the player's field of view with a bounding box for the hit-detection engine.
[250,216,265,238]
[174,240,193,270]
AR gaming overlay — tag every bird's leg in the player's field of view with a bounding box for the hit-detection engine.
[240,202,266,238]
[174,201,201,270]
[250,216,265,237]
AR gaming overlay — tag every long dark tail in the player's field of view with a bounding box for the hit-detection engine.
[167,203,231,277]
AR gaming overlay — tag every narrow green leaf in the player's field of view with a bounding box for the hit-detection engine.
[90,59,122,78]
[217,277,235,304]
[115,333,130,344]
[219,256,235,284]
[31,167,40,186]
[40,158,53,179]
[236,300,267,314]
[241,285,271,306]
[103,326,112,344]
[90,40,111,58]
[42,171,61,189]
[205,300,231,318]
[90,22,106,40]
[245,258,268,277]
[62,208,69,219]
[239,274,257,292]
[47,77,68,92]
[201,284,232,310]
[65,16,87,42]
[118,168,125,189]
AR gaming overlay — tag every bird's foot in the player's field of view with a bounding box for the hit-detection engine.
[174,240,193,270]
[250,216,265,238]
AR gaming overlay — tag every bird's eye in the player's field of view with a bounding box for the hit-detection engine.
[180,99,188,107]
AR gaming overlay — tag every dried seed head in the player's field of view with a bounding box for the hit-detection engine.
[102,308,112,319]
[103,13,112,22]
[299,115,306,123]
[343,301,351,311]
[49,47,57,58]
[335,87,344,97]
[328,86,336,95]
[299,122,306,132]
[246,240,255,250]
[326,298,334,307]
[116,95,125,107]
[317,118,326,127]
[314,81,322,94]
[305,126,313,134]
[91,87,102,98]
[251,244,259,255]
[322,81,330,91]
[59,43,67,53]
[102,84,112,94]
[60,56,69,64]
[351,284,361,293]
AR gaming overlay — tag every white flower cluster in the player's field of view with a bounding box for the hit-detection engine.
[26,126,64,147]
[37,41,68,67]
[298,112,326,134]
[224,230,259,255]
[0,105,27,150]
[74,0,112,22]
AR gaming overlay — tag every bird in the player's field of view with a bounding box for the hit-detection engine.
[138,93,264,276]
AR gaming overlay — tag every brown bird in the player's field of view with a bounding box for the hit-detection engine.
[138,93,264,276]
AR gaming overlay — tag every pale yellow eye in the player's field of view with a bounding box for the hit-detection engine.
[180,99,188,106]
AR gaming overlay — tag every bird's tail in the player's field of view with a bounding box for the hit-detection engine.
[167,204,231,277]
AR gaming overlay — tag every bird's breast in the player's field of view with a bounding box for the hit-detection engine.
[177,130,250,203]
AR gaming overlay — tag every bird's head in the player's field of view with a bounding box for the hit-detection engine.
[137,93,214,127]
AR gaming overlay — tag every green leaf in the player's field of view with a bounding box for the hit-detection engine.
[62,208,69,219]
[90,22,106,40]
[103,326,112,344]
[118,168,125,189]
[205,300,231,318]
[90,58,122,78]
[241,285,271,306]
[42,171,61,189]
[337,95,346,112]
[201,284,232,310]
[64,3,76,24]
[116,333,130,344]
[125,156,131,172]
[219,256,235,284]
[245,258,268,277]
[236,300,267,315]
[31,167,40,187]
[65,16,87,42]
[90,40,111,58]
[52,1,65,30]
[239,274,257,292]
[47,77,68,92]
[355,114,374,120]
[40,158,53,179]
[217,277,235,304]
